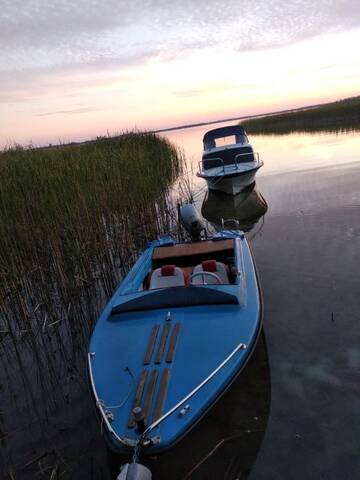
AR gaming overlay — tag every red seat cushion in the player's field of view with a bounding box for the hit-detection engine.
[202,260,217,272]
[161,265,176,276]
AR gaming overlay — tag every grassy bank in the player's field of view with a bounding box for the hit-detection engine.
[0,131,182,335]
[241,96,360,134]
[0,133,184,479]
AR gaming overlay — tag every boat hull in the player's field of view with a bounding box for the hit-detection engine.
[88,233,262,455]
[207,169,257,195]
[198,166,261,195]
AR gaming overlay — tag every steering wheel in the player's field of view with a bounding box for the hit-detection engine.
[190,271,222,285]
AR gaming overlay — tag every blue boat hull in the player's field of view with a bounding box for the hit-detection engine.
[88,232,262,455]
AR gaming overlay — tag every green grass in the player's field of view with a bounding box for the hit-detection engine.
[0,132,186,478]
[0,132,182,329]
[240,95,360,134]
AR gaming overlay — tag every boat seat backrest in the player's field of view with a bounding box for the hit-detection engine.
[192,260,229,284]
[149,264,186,289]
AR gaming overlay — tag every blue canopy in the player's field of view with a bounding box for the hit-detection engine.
[203,125,245,142]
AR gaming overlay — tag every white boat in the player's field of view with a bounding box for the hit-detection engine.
[197,126,263,195]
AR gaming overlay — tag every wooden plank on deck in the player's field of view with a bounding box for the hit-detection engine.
[166,322,180,363]
[143,370,158,422]
[128,369,148,428]
[153,239,233,260]
[144,324,160,365]
[155,323,170,364]
[153,368,170,422]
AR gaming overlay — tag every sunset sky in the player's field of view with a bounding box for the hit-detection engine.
[1,0,360,147]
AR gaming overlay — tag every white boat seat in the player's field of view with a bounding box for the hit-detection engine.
[149,265,186,289]
[192,260,229,285]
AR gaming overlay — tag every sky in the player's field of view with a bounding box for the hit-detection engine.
[1,0,360,147]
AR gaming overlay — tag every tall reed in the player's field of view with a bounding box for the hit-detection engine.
[0,132,183,478]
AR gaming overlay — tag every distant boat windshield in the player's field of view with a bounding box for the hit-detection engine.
[203,126,248,150]
[215,135,237,147]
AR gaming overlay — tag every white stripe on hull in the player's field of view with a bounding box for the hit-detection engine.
[206,170,257,195]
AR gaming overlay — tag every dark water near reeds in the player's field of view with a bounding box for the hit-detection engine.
[2,126,360,479]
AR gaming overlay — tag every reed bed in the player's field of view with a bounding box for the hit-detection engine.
[0,132,184,478]
[241,95,360,134]
[1,133,182,290]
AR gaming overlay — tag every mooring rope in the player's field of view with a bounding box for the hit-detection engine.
[96,366,135,410]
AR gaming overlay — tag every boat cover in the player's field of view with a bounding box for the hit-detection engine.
[111,286,239,314]
[203,126,246,149]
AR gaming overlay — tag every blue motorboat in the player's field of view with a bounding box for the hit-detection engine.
[88,208,263,461]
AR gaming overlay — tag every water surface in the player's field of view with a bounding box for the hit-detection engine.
[165,123,360,178]
[162,124,360,479]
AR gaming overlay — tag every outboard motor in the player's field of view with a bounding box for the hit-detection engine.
[117,462,152,480]
[178,203,206,241]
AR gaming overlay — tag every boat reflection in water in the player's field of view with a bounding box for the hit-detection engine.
[109,331,270,480]
[201,182,268,233]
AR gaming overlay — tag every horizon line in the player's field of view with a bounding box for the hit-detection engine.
[151,101,331,134]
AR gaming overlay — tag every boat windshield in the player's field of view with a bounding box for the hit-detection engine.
[111,285,239,314]
[215,135,237,148]
[203,126,247,150]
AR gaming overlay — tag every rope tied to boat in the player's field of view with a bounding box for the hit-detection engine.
[97,367,135,412]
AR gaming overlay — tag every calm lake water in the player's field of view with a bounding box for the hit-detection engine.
[165,121,360,177]
[1,125,360,479]
[159,124,360,480]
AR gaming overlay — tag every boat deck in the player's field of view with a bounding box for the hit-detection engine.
[88,233,262,453]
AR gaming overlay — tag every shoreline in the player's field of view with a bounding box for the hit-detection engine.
[2,96,358,151]
[152,103,326,134]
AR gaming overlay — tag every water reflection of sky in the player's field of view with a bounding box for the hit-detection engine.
[164,126,360,480]
[248,160,360,480]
